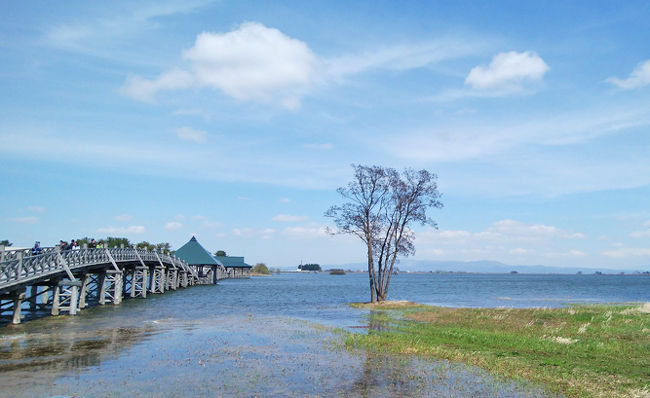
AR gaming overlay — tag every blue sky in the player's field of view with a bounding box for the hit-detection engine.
[1,1,649,270]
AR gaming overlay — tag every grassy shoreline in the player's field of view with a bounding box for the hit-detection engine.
[346,302,649,398]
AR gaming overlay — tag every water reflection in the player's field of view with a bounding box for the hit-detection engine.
[0,324,159,373]
[348,351,553,398]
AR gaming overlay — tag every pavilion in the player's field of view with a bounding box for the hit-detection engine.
[174,236,225,283]
[214,255,252,279]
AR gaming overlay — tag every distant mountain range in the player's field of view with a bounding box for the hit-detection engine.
[327,260,648,274]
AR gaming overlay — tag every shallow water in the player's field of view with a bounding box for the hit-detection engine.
[0,273,646,397]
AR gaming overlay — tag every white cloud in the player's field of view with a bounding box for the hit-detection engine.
[324,38,487,79]
[123,22,318,109]
[188,215,219,228]
[547,250,587,258]
[465,51,549,90]
[437,230,472,240]
[415,220,586,263]
[184,23,316,101]
[164,221,183,230]
[282,224,330,239]
[173,126,207,143]
[603,247,650,258]
[12,217,39,224]
[122,25,492,108]
[630,230,650,238]
[272,214,309,222]
[467,219,584,243]
[44,1,211,58]
[628,220,650,238]
[384,104,650,163]
[27,206,45,213]
[122,68,193,102]
[490,219,584,240]
[115,214,132,222]
[606,60,650,90]
[426,248,445,256]
[97,225,146,234]
[202,220,221,228]
[232,227,276,240]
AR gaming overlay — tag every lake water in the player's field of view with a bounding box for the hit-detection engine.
[0,273,647,397]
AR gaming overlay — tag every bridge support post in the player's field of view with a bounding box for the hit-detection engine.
[178,271,187,288]
[78,273,91,309]
[131,266,148,298]
[122,269,131,297]
[113,271,123,304]
[52,284,60,315]
[29,286,38,311]
[41,286,50,304]
[98,273,107,305]
[51,280,81,316]
[150,266,165,294]
[5,290,26,325]
[166,269,177,291]
[100,270,123,305]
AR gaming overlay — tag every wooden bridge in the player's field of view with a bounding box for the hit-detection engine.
[0,246,227,325]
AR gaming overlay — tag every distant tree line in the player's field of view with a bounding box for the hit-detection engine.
[2,237,174,254]
[74,237,173,253]
[298,263,322,271]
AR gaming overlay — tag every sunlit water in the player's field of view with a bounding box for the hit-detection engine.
[0,273,647,397]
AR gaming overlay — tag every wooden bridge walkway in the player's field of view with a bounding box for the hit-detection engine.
[0,246,227,325]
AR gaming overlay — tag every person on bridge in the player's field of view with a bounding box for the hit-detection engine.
[89,239,97,249]
[31,241,42,255]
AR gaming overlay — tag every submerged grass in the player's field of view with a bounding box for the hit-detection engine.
[346,302,650,398]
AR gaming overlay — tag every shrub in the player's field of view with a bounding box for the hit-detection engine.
[252,263,270,274]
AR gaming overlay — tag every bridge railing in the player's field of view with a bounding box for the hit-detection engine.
[0,246,58,262]
[0,247,191,291]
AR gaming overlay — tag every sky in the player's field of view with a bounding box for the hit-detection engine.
[1,1,649,270]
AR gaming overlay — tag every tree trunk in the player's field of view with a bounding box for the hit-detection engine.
[376,286,386,302]
[366,242,376,303]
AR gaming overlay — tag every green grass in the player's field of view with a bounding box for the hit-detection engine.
[346,302,650,398]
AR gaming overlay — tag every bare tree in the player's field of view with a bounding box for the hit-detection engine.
[326,165,442,302]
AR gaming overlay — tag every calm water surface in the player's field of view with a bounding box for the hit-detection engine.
[0,273,647,397]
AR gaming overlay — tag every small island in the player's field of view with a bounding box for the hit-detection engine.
[297,263,321,272]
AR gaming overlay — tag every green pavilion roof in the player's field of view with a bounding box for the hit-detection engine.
[175,236,223,266]
[215,256,251,268]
